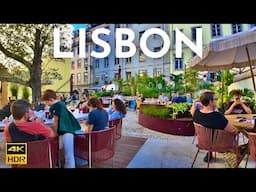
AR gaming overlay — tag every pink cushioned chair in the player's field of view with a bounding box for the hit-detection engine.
[74,125,116,168]
[192,123,241,168]
[109,118,122,140]
[12,137,58,168]
[245,131,256,168]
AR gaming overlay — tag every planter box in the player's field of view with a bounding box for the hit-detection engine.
[138,111,195,136]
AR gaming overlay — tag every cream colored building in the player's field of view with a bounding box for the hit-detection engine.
[169,24,256,90]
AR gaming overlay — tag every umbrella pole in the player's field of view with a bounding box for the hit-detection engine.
[246,47,256,92]
[221,70,224,111]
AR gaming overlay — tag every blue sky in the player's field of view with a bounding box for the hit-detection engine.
[72,24,87,30]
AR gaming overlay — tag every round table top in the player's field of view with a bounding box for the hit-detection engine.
[225,114,256,130]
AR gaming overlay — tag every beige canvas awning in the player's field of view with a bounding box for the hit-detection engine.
[190,27,256,91]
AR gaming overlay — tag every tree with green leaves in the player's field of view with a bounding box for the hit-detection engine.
[184,68,198,93]
[172,73,184,93]
[0,24,71,104]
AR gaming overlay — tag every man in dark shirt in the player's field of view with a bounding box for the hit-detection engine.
[224,90,252,115]
[191,91,237,162]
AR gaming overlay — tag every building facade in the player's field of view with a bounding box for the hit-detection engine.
[169,24,256,81]
[122,24,170,79]
[71,25,92,94]
[71,24,256,94]
[71,24,170,92]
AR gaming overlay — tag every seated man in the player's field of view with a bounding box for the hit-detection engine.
[224,90,252,115]
[4,99,55,142]
[191,91,246,162]
[172,92,186,103]
[158,92,169,104]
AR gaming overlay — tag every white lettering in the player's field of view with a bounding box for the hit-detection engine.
[53,28,73,58]
[115,28,136,58]
[176,27,202,58]
[91,28,111,58]
[79,28,86,58]
[140,28,170,58]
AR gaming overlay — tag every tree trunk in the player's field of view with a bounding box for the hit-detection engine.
[30,29,43,105]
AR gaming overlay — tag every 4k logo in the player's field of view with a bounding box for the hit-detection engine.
[6,143,27,165]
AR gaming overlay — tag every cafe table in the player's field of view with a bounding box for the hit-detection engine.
[225,114,256,137]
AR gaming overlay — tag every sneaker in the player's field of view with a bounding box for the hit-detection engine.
[203,152,213,162]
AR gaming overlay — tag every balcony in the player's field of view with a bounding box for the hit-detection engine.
[139,55,145,62]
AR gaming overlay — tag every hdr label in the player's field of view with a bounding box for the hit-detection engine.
[6,143,27,165]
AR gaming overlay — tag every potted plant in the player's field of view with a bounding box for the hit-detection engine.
[166,103,192,119]
[139,103,194,136]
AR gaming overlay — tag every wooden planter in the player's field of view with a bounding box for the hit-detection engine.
[138,111,195,136]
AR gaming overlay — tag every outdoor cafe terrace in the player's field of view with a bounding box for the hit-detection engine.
[0,107,255,168]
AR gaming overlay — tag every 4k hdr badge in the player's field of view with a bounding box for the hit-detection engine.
[6,143,27,165]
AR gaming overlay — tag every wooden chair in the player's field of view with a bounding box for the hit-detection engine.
[245,131,256,168]
[191,123,241,168]
[74,125,116,168]
[12,137,58,168]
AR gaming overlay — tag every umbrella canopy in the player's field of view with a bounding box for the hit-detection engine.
[189,27,256,91]
[190,27,256,71]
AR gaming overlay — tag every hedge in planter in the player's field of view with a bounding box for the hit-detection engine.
[139,103,194,136]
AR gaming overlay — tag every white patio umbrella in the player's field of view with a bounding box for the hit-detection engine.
[190,27,256,91]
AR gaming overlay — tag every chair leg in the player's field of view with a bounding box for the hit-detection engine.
[192,133,196,144]
[245,153,250,168]
[191,149,200,168]
[207,151,210,168]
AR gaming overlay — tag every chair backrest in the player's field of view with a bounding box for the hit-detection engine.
[247,132,256,161]
[74,125,116,163]
[193,123,238,152]
[12,137,58,168]
[109,118,122,140]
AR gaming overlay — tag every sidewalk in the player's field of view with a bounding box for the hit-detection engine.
[123,111,253,168]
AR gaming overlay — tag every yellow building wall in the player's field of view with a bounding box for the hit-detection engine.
[42,58,71,94]
[0,81,8,107]
[7,58,71,103]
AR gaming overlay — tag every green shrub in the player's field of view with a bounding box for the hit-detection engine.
[166,103,192,119]
[22,87,30,100]
[139,87,159,98]
[141,105,170,118]
[96,91,112,97]
[10,84,19,99]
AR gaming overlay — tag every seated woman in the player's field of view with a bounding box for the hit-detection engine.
[84,97,109,132]
[108,98,127,121]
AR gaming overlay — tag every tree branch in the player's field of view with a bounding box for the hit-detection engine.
[0,42,32,69]
[0,73,29,86]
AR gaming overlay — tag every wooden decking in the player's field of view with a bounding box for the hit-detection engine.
[79,136,147,168]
